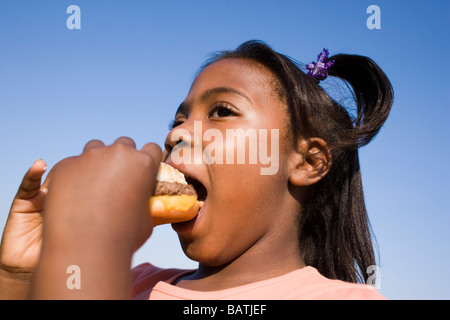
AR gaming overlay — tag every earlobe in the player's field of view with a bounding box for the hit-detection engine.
[288,138,332,186]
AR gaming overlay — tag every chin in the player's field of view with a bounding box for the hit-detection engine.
[178,237,234,267]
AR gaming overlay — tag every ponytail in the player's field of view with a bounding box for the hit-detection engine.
[328,54,394,149]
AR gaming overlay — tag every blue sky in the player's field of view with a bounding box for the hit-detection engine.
[0,0,449,299]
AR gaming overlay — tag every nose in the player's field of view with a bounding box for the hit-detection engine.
[164,125,194,155]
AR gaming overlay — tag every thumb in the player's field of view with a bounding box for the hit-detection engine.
[16,159,47,200]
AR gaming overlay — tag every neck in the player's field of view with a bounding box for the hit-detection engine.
[175,218,305,291]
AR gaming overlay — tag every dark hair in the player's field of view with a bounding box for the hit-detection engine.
[202,40,393,283]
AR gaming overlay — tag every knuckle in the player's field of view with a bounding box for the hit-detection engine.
[115,136,134,144]
[85,139,102,146]
[83,139,104,152]
[111,141,130,155]
[141,152,156,168]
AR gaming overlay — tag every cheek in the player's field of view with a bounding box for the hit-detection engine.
[214,166,278,209]
[185,166,287,265]
[205,127,291,232]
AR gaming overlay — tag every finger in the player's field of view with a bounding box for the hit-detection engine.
[141,143,162,163]
[16,159,47,199]
[141,143,162,190]
[113,136,136,149]
[83,139,105,152]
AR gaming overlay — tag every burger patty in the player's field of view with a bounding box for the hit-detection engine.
[154,181,197,197]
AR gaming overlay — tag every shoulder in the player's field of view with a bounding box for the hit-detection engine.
[131,263,194,300]
[288,267,385,300]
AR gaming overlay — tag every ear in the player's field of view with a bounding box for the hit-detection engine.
[288,137,332,186]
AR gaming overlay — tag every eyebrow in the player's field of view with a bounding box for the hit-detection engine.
[200,86,251,103]
[175,86,251,116]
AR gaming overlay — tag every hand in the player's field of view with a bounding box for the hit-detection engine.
[31,137,161,299]
[0,159,48,274]
[43,137,162,254]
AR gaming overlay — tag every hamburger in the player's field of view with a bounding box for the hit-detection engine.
[150,163,203,226]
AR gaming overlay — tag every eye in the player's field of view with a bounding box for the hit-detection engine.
[168,118,184,130]
[209,103,237,119]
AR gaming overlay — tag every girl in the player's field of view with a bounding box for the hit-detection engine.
[0,40,392,299]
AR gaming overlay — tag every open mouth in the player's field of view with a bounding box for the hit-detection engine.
[185,176,207,202]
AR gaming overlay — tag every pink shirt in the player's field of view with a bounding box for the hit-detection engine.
[131,263,385,300]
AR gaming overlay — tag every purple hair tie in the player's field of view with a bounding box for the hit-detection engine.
[306,48,335,82]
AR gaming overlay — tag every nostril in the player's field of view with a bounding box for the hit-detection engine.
[172,139,190,155]
[164,141,173,153]
[164,135,182,154]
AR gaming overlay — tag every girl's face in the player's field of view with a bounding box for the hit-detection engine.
[165,58,298,266]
